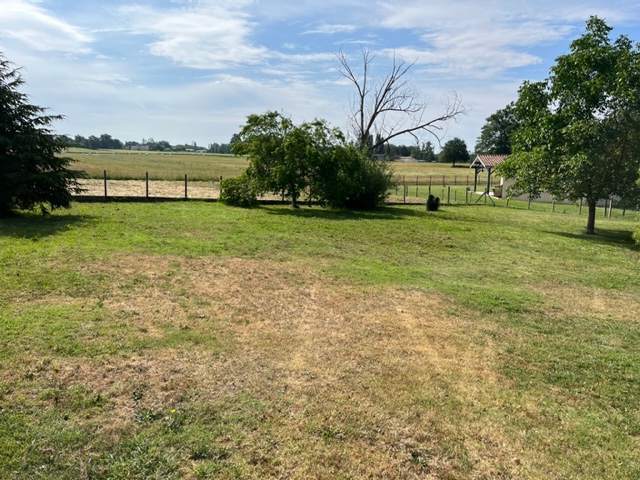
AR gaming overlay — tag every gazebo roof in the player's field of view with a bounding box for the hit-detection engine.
[470,154,508,169]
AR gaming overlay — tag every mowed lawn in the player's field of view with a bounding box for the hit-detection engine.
[1,202,639,479]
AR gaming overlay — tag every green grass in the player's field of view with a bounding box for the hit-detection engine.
[1,202,639,478]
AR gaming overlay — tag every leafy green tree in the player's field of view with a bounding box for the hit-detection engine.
[498,17,640,234]
[231,111,341,208]
[475,103,518,154]
[0,53,85,216]
[439,137,469,167]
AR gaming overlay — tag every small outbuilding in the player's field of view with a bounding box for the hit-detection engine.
[469,154,508,203]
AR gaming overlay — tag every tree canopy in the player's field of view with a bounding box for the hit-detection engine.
[439,137,469,167]
[474,103,518,154]
[0,53,85,216]
[498,17,640,234]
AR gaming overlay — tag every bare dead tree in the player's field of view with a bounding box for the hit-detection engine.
[336,48,465,153]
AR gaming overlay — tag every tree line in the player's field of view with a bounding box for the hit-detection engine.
[60,133,234,154]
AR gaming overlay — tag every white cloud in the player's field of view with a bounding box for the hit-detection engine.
[303,24,357,35]
[118,2,267,69]
[0,0,92,53]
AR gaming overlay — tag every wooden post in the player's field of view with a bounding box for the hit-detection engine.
[145,172,149,198]
[454,190,457,203]
[506,198,509,208]
[184,174,188,199]
[403,176,406,203]
[579,198,582,215]
[552,199,555,212]
[103,170,107,198]
[442,175,445,186]
[447,186,451,204]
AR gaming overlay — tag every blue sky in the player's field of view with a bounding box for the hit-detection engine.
[2,0,640,151]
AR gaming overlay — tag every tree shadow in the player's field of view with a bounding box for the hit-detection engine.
[0,213,94,239]
[262,205,430,221]
[544,229,639,251]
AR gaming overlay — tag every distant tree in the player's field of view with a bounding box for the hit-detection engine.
[0,53,85,216]
[336,48,465,153]
[439,137,469,167]
[475,103,518,154]
[498,17,640,234]
[86,135,100,150]
[420,141,436,162]
[74,134,87,147]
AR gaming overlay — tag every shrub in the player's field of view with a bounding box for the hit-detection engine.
[426,194,440,211]
[219,174,258,207]
[313,146,394,210]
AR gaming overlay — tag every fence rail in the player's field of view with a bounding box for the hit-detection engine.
[73,170,636,219]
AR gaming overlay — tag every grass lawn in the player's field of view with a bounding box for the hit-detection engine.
[1,202,639,479]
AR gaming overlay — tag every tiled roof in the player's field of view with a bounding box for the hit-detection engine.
[470,154,508,169]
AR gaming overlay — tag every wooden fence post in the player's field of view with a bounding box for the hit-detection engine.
[103,170,107,198]
[184,174,188,199]
[403,176,406,203]
[146,172,149,198]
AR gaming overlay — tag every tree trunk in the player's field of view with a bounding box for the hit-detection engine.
[585,199,597,234]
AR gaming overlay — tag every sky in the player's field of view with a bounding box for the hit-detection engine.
[2,0,640,151]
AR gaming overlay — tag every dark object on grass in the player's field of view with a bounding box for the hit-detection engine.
[426,194,440,211]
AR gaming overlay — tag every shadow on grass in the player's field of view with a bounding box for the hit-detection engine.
[0,213,94,239]
[262,205,430,221]
[545,228,640,251]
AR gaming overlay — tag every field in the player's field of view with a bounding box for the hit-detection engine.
[1,201,639,479]
[65,148,477,183]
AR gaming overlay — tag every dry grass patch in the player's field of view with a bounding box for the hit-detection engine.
[531,281,640,323]
[5,254,530,478]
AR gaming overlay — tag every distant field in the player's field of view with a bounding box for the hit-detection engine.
[66,148,482,184]
[66,149,250,181]
[1,202,639,479]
